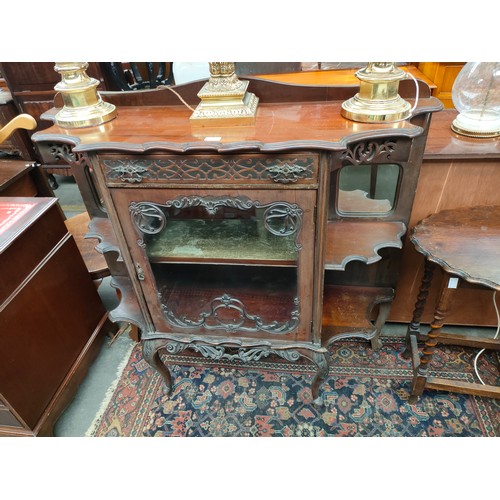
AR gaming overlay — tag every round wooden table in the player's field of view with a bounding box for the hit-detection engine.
[403,205,500,402]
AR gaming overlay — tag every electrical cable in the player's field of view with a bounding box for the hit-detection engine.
[473,290,499,385]
[405,71,420,115]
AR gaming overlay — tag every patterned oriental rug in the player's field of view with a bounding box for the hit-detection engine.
[87,337,499,437]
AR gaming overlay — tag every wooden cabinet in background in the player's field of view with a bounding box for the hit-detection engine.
[417,62,465,108]
[0,197,112,436]
[388,109,500,327]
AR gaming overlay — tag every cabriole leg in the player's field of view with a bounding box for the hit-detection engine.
[142,338,173,395]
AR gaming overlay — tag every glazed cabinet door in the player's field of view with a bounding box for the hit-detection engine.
[111,188,316,342]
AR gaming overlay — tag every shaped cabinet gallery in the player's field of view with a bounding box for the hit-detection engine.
[33,78,442,402]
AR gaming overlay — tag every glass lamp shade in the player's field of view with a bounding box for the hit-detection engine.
[451,62,500,138]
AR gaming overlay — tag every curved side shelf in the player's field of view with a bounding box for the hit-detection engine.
[109,276,147,332]
[321,284,394,347]
[324,220,406,271]
[86,216,123,262]
[64,211,110,281]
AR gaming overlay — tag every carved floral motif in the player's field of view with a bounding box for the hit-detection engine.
[341,140,397,165]
[161,294,300,335]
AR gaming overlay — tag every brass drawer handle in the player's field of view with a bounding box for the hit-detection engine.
[266,163,308,183]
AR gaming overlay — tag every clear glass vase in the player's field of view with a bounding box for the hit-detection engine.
[451,62,500,138]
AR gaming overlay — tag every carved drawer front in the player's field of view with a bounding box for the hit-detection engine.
[100,153,319,187]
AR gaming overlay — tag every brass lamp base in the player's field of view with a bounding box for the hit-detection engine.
[341,94,412,123]
[190,62,259,126]
[341,62,412,123]
[54,100,117,129]
[53,62,117,129]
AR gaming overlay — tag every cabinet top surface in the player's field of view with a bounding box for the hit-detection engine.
[424,110,500,159]
[33,99,440,154]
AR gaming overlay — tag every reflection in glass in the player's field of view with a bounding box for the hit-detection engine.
[338,163,400,214]
[130,196,301,334]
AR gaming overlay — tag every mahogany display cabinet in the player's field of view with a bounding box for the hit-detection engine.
[32,78,442,403]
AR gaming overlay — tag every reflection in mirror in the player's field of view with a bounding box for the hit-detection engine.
[338,163,400,214]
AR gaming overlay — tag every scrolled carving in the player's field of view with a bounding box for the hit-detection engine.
[130,196,304,244]
[47,142,85,165]
[130,202,166,235]
[162,294,300,335]
[263,203,303,237]
[164,195,255,216]
[163,339,304,365]
[341,140,397,165]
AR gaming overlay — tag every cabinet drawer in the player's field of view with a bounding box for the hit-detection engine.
[100,153,319,187]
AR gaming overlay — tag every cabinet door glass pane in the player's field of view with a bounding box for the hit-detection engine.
[130,195,302,334]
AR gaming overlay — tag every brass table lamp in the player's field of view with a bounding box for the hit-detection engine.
[53,62,117,128]
[341,62,412,123]
[190,62,259,126]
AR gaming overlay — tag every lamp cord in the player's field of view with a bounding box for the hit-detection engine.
[158,85,196,112]
[405,71,420,114]
[473,290,499,385]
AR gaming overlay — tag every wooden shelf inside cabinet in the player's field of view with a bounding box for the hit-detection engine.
[325,220,406,271]
[322,285,394,345]
[146,218,298,267]
[153,263,298,329]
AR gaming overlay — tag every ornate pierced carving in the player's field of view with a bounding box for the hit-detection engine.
[162,294,300,335]
[340,140,397,165]
[47,142,85,165]
[162,338,303,364]
[163,194,256,215]
[263,203,302,237]
[143,336,330,401]
[130,202,166,235]
[46,142,107,213]
[129,196,303,242]
[102,156,316,184]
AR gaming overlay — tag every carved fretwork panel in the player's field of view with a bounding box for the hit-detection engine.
[42,142,107,217]
[101,154,318,186]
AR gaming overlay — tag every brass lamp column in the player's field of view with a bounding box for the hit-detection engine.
[341,62,412,123]
[54,62,117,128]
[190,62,259,126]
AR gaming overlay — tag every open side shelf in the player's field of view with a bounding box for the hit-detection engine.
[324,220,406,270]
[321,284,394,346]
[109,276,147,332]
[87,216,123,261]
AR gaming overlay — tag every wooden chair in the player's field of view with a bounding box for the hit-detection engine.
[100,62,175,90]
